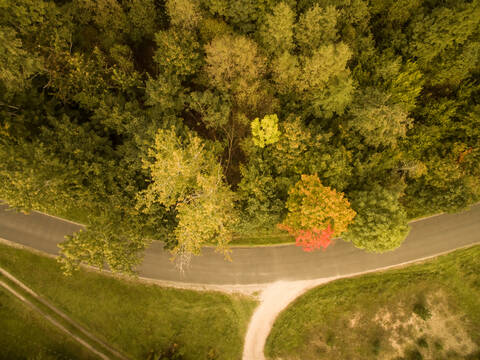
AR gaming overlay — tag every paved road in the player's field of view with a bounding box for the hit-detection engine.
[0,203,479,285]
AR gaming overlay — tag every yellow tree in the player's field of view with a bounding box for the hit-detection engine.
[204,34,267,113]
[138,128,238,269]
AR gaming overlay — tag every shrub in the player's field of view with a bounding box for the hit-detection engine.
[413,303,432,321]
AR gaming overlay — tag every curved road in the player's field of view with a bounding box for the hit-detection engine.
[0,203,479,285]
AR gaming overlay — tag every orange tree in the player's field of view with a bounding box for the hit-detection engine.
[279,174,356,251]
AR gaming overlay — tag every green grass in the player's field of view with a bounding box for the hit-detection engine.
[0,285,95,360]
[230,232,294,246]
[0,243,257,360]
[265,245,480,360]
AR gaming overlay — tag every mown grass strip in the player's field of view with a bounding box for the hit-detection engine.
[1,267,128,359]
[0,277,105,359]
[1,283,96,360]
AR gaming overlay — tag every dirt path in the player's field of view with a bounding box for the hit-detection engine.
[242,279,336,360]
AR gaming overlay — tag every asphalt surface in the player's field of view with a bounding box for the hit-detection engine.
[0,203,479,285]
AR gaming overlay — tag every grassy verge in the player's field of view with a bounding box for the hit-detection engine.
[36,203,293,246]
[266,245,480,360]
[0,284,95,360]
[230,233,294,246]
[0,243,257,360]
[226,210,451,247]
[24,203,469,247]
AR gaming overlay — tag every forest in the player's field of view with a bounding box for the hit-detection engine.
[1,0,479,273]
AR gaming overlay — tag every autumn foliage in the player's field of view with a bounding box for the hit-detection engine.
[280,175,356,252]
[280,223,335,252]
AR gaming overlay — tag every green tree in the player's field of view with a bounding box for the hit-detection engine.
[188,90,231,130]
[0,27,42,95]
[407,2,480,86]
[347,89,412,148]
[145,73,185,117]
[153,29,202,78]
[43,47,119,110]
[401,80,480,217]
[404,155,480,218]
[271,52,300,96]
[200,0,276,34]
[70,0,129,49]
[300,43,352,89]
[343,185,410,252]
[198,17,233,43]
[58,214,148,275]
[237,159,287,231]
[258,2,295,56]
[295,4,338,54]
[0,0,52,40]
[297,43,354,117]
[125,0,157,42]
[374,58,424,113]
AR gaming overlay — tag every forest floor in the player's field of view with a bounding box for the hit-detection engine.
[0,243,257,360]
[265,245,480,360]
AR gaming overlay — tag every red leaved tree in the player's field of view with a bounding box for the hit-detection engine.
[279,175,356,252]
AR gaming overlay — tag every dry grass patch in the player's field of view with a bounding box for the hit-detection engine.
[372,291,477,359]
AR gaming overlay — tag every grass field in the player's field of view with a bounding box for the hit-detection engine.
[0,285,95,360]
[0,243,257,360]
[266,245,480,360]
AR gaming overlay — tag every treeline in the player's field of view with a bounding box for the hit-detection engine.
[0,0,479,273]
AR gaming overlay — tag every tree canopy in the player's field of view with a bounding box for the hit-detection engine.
[1,0,479,273]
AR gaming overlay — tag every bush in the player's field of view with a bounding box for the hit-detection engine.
[405,348,423,360]
[416,336,428,348]
[146,343,185,360]
[413,303,432,321]
[372,338,381,355]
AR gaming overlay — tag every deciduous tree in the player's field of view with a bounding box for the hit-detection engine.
[166,0,202,30]
[138,128,238,268]
[280,174,356,250]
[251,114,281,148]
[153,29,202,78]
[295,4,338,54]
[297,43,354,117]
[347,89,412,148]
[343,185,410,252]
[258,2,295,56]
[204,34,267,112]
